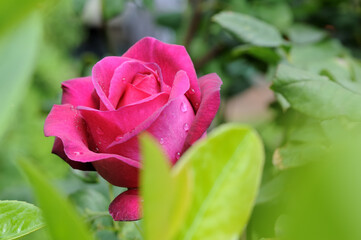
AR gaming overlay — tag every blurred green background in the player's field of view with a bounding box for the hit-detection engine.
[1,0,361,239]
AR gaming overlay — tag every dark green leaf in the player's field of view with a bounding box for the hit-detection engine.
[232,45,281,64]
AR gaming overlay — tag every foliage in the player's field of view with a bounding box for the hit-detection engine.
[0,0,360,239]
[0,201,44,240]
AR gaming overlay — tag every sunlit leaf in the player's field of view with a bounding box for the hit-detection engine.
[140,134,192,240]
[0,0,46,35]
[177,124,264,240]
[0,201,44,240]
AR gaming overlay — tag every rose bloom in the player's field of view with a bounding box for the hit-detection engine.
[44,37,222,221]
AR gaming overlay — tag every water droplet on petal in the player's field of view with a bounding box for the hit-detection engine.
[195,102,199,108]
[180,102,187,113]
[116,136,123,141]
[122,77,126,81]
[95,147,99,152]
[74,151,83,156]
[176,152,181,160]
[189,88,195,95]
[159,138,164,145]
[96,127,104,135]
[183,123,190,132]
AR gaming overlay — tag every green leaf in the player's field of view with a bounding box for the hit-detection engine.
[252,1,293,31]
[287,24,327,44]
[177,124,264,240]
[69,188,107,211]
[0,13,41,140]
[103,0,124,20]
[140,133,192,240]
[232,45,281,64]
[273,143,326,169]
[350,58,361,83]
[272,64,361,120]
[213,12,283,47]
[0,0,46,35]
[0,201,44,240]
[18,160,95,240]
[290,40,344,67]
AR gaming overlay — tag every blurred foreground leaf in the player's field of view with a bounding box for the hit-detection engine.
[272,64,361,120]
[213,12,283,47]
[0,201,44,240]
[18,160,95,240]
[0,13,41,140]
[178,124,264,240]
[0,0,46,35]
[140,134,192,240]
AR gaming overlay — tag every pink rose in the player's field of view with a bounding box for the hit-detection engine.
[44,37,222,221]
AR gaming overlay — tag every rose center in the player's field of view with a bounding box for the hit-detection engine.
[117,71,161,108]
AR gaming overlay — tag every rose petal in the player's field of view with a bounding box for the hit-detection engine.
[109,189,141,221]
[44,104,141,187]
[183,73,222,150]
[133,73,160,95]
[107,69,191,150]
[78,93,169,152]
[52,137,95,171]
[123,37,201,111]
[92,57,130,110]
[118,83,151,108]
[61,77,99,108]
[108,61,157,108]
[90,70,192,185]
[147,95,195,164]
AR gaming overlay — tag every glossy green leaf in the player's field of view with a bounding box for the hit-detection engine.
[0,201,44,240]
[0,13,41,140]
[18,160,95,240]
[272,64,361,120]
[140,134,192,240]
[213,12,283,47]
[287,23,327,44]
[177,124,264,240]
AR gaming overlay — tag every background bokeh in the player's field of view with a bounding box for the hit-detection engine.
[1,0,361,239]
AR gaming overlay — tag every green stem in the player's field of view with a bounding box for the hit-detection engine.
[108,183,121,232]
